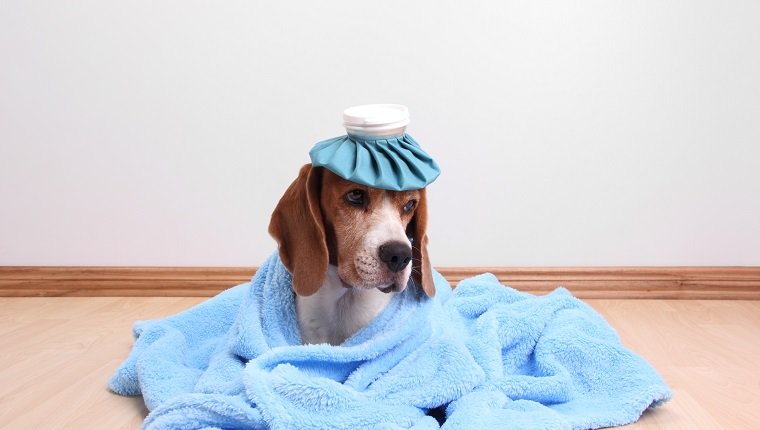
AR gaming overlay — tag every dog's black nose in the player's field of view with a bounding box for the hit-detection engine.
[378,241,413,273]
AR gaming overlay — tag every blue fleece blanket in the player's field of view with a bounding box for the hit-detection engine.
[109,253,670,429]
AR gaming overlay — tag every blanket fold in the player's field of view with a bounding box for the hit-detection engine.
[109,253,670,429]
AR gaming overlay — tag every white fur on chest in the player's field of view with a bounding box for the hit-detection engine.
[296,265,396,345]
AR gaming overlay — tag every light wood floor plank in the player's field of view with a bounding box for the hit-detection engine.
[1,297,758,429]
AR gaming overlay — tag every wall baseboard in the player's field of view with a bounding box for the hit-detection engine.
[1,266,759,299]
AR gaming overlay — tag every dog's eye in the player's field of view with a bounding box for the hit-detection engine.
[402,200,416,214]
[344,189,365,207]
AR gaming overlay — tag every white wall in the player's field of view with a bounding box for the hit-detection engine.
[2,1,759,267]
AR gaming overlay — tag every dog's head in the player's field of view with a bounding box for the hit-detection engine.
[269,164,434,298]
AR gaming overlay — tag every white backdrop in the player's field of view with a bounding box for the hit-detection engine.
[2,1,759,266]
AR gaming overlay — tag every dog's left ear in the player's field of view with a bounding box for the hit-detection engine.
[268,164,328,296]
[407,189,435,298]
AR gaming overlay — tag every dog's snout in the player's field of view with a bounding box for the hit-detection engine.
[378,241,413,273]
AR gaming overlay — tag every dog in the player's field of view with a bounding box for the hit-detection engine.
[269,164,435,345]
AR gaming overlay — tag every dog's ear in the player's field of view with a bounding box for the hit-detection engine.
[407,188,435,298]
[268,164,328,296]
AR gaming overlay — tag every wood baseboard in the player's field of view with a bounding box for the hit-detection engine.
[1,266,759,299]
[442,267,760,299]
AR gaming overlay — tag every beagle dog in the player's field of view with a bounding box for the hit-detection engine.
[269,164,435,345]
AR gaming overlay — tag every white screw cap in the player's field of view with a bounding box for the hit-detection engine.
[343,104,410,137]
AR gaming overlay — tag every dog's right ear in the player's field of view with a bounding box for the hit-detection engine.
[408,188,435,298]
[268,164,328,296]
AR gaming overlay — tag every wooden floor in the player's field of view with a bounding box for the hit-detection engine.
[1,297,759,429]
